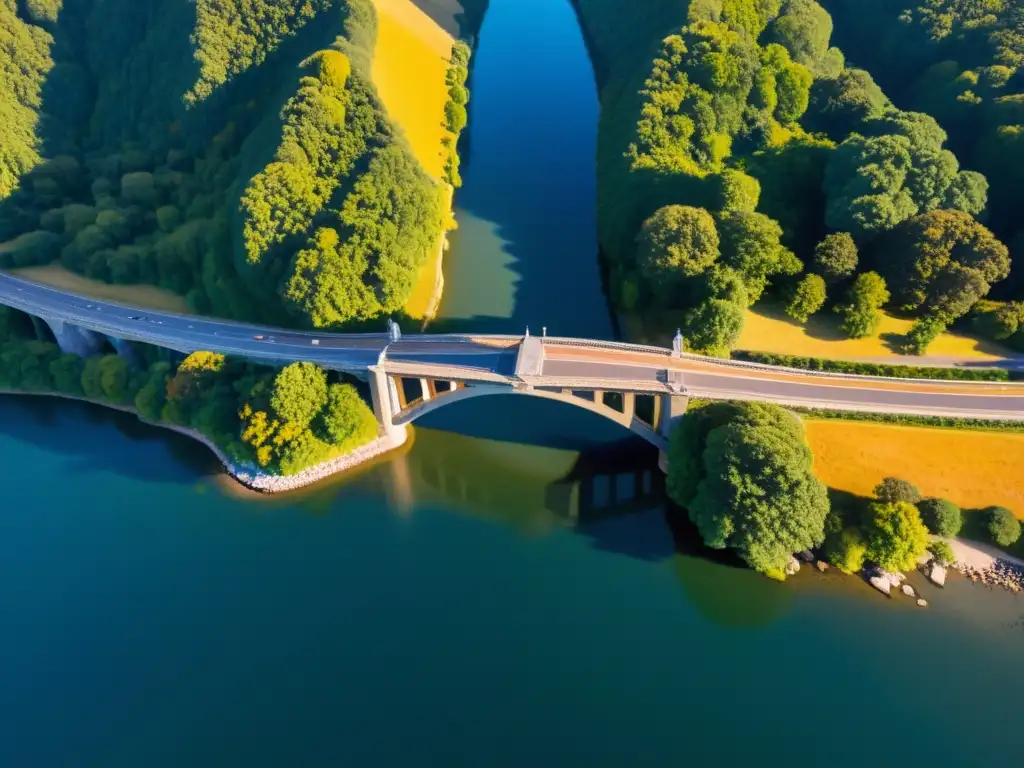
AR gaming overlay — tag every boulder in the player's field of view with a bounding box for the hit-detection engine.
[881,571,903,588]
[816,560,829,572]
[869,575,891,596]
[917,598,928,608]
[901,584,916,598]
[928,563,947,587]
[785,556,801,576]
[799,550,815,563]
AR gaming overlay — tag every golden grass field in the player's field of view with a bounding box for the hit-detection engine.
[804,419,1024,514]
[371,0,453,180]
[11,265,191,314]
[739,301,1014,362]
[369,0,457,320]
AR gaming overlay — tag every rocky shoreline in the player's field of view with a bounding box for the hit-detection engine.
[951,559,1024,593]
[2,389,409,494]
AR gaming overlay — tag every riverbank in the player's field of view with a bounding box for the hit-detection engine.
[0,389,408,494]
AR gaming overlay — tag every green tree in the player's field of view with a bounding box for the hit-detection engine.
[866,500,930,572]
[677,402,830,576]
[314,383,377,445]
[271,362,328,428]
[918,497,962,538]
[812,232,858,282]
[806,68,889,138]
[874,476,923,505]
[785,273,826,322]
[98,355,130,403]
[134,363,171,420]
[765,0,842,77]
[636,206,720,305]
[684,297,746,355]
[49,354,83,395]
[716,210,800,302]
[839,272,890,338]
[882,210,1010,319]
[717,168,761,212]
[986,506,1021,547]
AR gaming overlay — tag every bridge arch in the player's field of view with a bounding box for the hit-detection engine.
[388,381,671,451]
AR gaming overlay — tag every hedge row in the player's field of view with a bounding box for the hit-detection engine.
[732,350,1016,382]
[792,408,1024,433]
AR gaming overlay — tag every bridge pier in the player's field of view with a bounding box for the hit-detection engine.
[41,317,106,357]
[106,336,144,368]
[369,365,399,439]
[657,394,690,474]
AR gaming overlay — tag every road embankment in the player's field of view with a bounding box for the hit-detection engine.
[0,389,408,494]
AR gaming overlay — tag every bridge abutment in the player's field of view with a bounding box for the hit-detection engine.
[41,317,106,357]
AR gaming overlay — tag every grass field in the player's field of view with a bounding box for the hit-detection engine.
[10,265,191,314]
[805,419,1024,514]
[739,301,1014,362]
[369,0,457,320]
[370,0,454,180]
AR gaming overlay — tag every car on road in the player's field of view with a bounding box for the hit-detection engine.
[311,339,320,346]
[254,335,265,340]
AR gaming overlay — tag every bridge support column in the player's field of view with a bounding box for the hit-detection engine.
[369,366,398,439]
[30,315,52,343]
[657,394,690,474]
[420,379,433,402]
[106,336,143,368]
[41,317,106,357]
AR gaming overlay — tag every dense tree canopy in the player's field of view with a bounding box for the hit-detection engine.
[636,205,721,304]
[669,401,830,576]
[812,231,857,282]
[881,209,1010,318]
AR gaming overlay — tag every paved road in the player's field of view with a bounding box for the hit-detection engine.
[1,273,1022,421]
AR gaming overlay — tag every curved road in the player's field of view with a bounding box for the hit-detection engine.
[1,274,1022,421]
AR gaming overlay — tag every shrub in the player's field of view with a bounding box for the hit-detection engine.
[927,540,956,567]
[902,316,946,355]
[873,477,922,505]
[731,350,1014,382]
[918,497,962,537]
[826,527,868,574]
[985,506,1021,547]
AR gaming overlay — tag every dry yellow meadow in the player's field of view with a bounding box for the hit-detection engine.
[804,419,1024,514]
[11,264,191,314]
[370,0,454,180]
[739,301,1013,362]
[368,0,457,320]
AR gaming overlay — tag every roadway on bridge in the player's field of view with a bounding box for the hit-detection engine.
[1,273,1022,421]
[0,275,517,373]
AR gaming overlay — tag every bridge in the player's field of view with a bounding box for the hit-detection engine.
[1,274,1022,458]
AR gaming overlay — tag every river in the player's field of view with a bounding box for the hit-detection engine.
[2,1,1024,765]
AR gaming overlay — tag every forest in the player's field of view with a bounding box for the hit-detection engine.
[574,0,1024,356]
[0,0,471,329]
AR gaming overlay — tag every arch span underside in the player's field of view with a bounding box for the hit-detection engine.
[389,380,671,451]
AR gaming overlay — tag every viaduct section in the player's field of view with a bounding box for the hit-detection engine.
[1,274,1022,469]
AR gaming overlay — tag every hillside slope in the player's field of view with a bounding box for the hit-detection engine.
[0,0,475,329]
